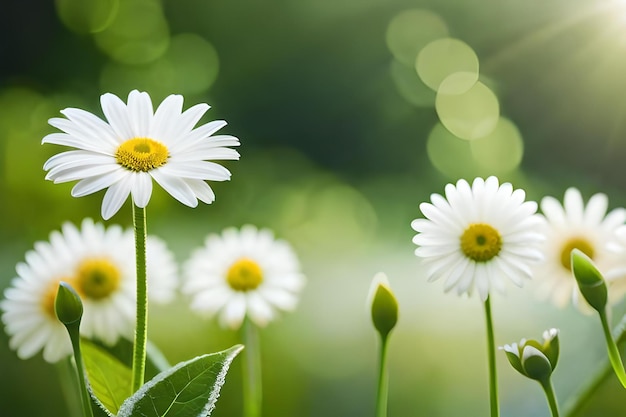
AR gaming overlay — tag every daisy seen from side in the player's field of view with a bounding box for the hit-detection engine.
[43,90,240,220]
[0,218,178,363]
[411,176,544,301]
[534,187,626,312]
[183,225,305,330]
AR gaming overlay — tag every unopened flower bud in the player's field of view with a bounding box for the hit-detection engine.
[571,249,607,313]
[55,281,83,325]
[369,273,399,338]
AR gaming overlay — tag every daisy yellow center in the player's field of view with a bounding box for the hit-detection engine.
[227,258,263,292]
[560,237,595,271]
[115,138,169,172]
[74,258,121,300]
[460,223,502,262]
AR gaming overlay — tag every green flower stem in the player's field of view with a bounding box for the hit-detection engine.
[539,378,560,417]
[598,310,626,388]
[484,297,500,417]
[376,334,390,417]
[242,318,262,417]
[56,357,83,417]
[131,204,148,393]
[562,314,626,417]
[66,322,94,417]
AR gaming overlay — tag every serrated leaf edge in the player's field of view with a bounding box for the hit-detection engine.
[88,385,116,417]
[116,344,244,417]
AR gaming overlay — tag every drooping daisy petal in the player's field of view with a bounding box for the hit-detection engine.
[71,170,127,198]
[101,175,133,220]
[183,225,305,330]
[43,90,240,219]
[535,187,626,312]
[150,170,198,207]
[412,176,544,301]
[131,172,153,208]
[0,219,178,362]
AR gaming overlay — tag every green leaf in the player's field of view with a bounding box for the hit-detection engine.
[118,344,244,417]
[90,387,116,417]
[85,337,171,380]
[82,339,132,415]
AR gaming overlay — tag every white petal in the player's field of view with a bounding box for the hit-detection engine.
[48,162,120,183]
[172,122,230,153]
[184,179,216,204]
[173,147,240,162]
[246,293,274,327]
[44,149,114,171]
[42,130,113,154]
[100,92,133,140]
[219,294,247,329]
[150,94,184,140]
[60,107,119,147]
[159,161,231,181]
[583,193,608,226]
[540,196,567,227]
[71,169,127,197]
[127,90,153,137]
[131,172,153,208]
[177,103,210,135]
[563,188,584,224]
[150,169,198,207]
[101,175,133,219]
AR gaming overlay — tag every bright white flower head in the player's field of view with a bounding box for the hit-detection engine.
[43,90,240,220]
[411,176,544,301]
[183,225,305,330]
[535,187,626,312]
[0,219,178,363]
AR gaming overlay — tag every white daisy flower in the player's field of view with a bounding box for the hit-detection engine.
[43,90,240,220]
[183,225,305,330]
[535,187,626,312]
[411,176,544,301]
[1,218,178,363]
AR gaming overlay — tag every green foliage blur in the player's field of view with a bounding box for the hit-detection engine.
[2,0,626,415]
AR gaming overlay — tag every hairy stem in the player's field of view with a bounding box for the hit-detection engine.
[131,204,148,392]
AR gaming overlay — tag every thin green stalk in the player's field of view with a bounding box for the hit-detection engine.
[56,357,83,417]
[131,204,148,392]
[563,313,626,417]
[484,297,500,417]
[539,378,560,417]
[242,318,262,417]
[67,323,94,417]
[376,335,390,417]
[598,310,626,388]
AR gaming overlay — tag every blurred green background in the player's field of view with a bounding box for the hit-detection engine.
[2,0,626,415]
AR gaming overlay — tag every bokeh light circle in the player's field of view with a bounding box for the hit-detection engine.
[470,117,524,174]
[416,38,479,94]
[100,33,219,97]
[389,60,436,107]
[436,80,500,140]
[164,34,219,95]
[426,122,485,179]
[94,0,169,65]
[55,0,119,34]
[386,9,449,67]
